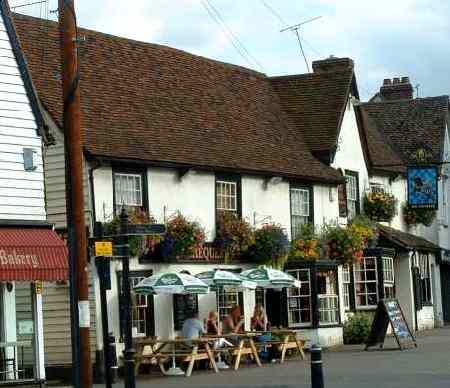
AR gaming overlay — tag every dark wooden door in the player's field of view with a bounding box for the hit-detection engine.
[440,265,450,323]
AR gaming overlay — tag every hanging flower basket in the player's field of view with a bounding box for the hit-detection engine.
[324,224,365,264]
[402,203,436,227]
[248,224,289,268]
[214,211,254,262]
[363,191,398,222]
[290,224,322,261]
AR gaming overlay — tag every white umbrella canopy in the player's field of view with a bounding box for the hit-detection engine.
[195,269,257,290]
[240,266,301,289]
[134,272,209,295]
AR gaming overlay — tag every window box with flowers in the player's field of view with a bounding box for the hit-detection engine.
[402,203,437,227]
[363,191,398,222]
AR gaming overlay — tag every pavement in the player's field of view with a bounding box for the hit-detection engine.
[92,326,450,388]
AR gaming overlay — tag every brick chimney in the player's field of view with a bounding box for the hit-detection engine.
[312,56,354,73]
[379,76,413,100]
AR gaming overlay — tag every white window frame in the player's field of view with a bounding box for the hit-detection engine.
[413,254,433,305]
[216,180,238,213]
[317,269,339,325]
[216,288,240,322]
[129,275,150,338]
[369,182,387,194]
[342,265,351,310]
[114,172,143,213]
[354,257,378,309]
[440,176,448,224]
[290,187,310,239]
[346,173,358,220]
[287,269,312,327]
[383,257,395,299]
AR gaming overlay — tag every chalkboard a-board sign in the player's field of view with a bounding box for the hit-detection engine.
[365,299,417,350]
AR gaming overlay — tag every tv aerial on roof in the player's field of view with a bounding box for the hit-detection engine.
[281,16,322,73]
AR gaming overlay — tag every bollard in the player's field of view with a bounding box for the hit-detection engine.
[310,344,324,388]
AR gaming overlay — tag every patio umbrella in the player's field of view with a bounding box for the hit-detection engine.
[195,269,257,290]
[134,272,209,295]
[240,267,301,289]
[134,272,209,376]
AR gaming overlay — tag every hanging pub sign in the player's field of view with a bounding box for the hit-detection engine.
[407,165,438,209]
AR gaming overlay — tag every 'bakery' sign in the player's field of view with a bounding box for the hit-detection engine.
[0,249,40,268]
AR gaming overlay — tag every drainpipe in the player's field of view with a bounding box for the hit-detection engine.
[88,159,101,232]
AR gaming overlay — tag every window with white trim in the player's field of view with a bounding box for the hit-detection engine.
[440,176,448,223]
[383,257,395,299]
[216,180,238,213]
[114,172,144,214]
[287,269,311,327]
[216,288,240,322]
[354,257,378,308]
[317,269,339,325]
[290,187,311,239]
[343,265,351,310]
[370,182,387,194]
[346,173,358,220]
[413,254,432,304]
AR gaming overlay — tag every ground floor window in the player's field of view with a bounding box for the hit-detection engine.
[383,257,395,299]
[173,294,199,331]
[413,253,432,305]
[255,288,266,308]
[286,269,311,327]
[317,269,339,325]
[354,257,378,309]
[216,289,241,321]
[118,271,154,338]
[343,265,351,310]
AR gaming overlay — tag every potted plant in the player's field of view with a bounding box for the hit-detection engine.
[214,211,254,261]
[248,224,289,268]
[161,213,205,260]
[324,224,365,264]
[290,223,322,261]
[363,191,398,222]
[402,203,436,227]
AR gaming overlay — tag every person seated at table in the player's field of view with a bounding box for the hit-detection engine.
[251,304,270,332]
[205,311,220,335]
[223,305,245,335]
[182,312,205,345]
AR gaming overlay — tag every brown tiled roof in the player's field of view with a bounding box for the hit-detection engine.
[12,13,341,183]
[356,106,406,174]
[270,68,355,153]
[378,224,441,252]
[360,96,449,167]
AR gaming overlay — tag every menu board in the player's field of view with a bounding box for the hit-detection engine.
[365,299,417,350]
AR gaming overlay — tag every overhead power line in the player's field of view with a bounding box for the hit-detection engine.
[201,0,265,72]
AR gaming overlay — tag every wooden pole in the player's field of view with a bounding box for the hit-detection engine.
[58,1,92,387]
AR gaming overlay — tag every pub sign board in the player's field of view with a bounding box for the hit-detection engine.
[407,165,438,209]
[365,299,417,351]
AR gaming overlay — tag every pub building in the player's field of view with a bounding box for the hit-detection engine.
[0,1,69,384]
[10,9,449,374]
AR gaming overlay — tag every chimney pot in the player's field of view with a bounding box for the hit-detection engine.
[401,76,410,83]
[393,77,400,84]
[383,78,392,86]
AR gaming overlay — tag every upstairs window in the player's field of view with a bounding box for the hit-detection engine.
[345,171,360,220]
[216,174,241,216]
[290,185,313,239]
[113,171,146,215]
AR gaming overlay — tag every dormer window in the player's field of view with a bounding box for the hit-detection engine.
[113,169,147,215]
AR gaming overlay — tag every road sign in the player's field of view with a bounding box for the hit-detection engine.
[95,241,113,257]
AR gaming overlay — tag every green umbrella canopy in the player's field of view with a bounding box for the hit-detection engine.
[195,270,257,289]
[134,272,209,295]
[240,266,300,289]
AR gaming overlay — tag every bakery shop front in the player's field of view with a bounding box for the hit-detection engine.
[0,225,68,386]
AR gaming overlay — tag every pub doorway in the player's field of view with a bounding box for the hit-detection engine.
[440,264,450,324]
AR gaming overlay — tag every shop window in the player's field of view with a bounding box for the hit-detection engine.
[345,171,360,220]
[290,186,313,239]
[118,271,154,339]
[215,174,241,216]
[173,294,199,331]
[216,288,243,321]
[354,257,378,309]
[413,254,432,305]
[113,170,147,215]
[343,265,351,310]
[286,269,311,327]
[317,269,339,325]
[383,257,395,299]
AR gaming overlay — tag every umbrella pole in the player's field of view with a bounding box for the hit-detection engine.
[215,287,229,369]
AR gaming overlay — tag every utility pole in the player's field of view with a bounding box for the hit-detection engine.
[59,1,93,388]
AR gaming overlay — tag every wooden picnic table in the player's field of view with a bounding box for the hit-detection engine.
[202,333,262,370]
[269,329,306,362]
[134,337,218,377]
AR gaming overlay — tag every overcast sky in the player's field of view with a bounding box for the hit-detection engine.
[10,0,450,100]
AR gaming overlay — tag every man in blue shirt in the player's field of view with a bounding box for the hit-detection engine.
[182,312,205,343]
